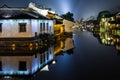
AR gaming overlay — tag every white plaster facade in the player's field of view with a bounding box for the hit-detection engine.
[0,19,54,38]
[63,19,74,33]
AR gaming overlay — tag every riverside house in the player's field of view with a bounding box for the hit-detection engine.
[0,4,54,47]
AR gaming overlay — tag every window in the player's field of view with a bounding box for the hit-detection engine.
[0,23,2,32]
[0,61,2,71]
[43,53,46,62]
[40,54,43,64]
[47,52,49,60]
[19,23,26,32]
[40,23,42,32]
[46,23,48,32]
[43,23,45,31]
[19,61,27,71]
[49,48,51,54]
[50,26,51,33]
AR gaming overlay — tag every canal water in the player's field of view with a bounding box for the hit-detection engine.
[1,29,120,80]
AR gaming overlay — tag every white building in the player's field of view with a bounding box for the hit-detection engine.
[0,5,54,39]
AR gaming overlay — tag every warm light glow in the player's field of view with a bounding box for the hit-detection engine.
[54,41,64,55]
[36,43,38,50]
[29,43,33,47]
[54,24,64,36]
[11,43,16,50]
[102,18,106,22]
[11,43,15,47]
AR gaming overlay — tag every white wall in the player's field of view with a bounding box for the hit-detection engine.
[31,19,54,36]
[63,19,74,33]
[0,19,54,38]
[0,19,32,38]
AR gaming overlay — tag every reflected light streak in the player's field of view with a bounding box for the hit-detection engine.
[52,60,56,64]
[40,65,49,71]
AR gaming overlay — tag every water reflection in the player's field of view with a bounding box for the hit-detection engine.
[92,24,120,52]
[0,37,74,79]
[54,37,74,55]
[0,46,54,75]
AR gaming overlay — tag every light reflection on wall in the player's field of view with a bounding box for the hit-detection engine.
[0,19,54,37]
[32,47,54,73]
[0,46,54,75]
[0,36,74,76]
[54,41,64,55]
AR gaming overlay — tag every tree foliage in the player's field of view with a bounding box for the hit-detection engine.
[61,12,74,22]
[97,10,111,23]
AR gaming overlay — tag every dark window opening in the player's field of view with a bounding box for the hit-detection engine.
[40,23,42,32]
[0,61,2,71]
[43,23,45,31]
[46,23,48,32]
[47,52,49,60]
[40,55,43,64]
[19,61,27,71]
[19,23,26,32]
[43,53,46,62]
[0,23,2,32]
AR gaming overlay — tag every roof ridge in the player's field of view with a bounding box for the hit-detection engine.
[1,4,10,8]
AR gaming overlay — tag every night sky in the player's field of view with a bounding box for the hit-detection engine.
[0,0,120,19]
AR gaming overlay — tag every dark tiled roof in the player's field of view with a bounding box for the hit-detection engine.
[0,8,50,19]
[109,21,120,24]
[1,4,10,8]
[103,14,113,18]
[56,19,63,24]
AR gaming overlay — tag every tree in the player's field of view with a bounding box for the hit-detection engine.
[97,10,111,23]
[89,16,95,20]
[61,12,74,22]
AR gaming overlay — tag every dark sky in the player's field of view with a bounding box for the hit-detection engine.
[0,0,120,19]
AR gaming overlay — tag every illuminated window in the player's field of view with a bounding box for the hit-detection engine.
[19,61,27,71]
[19,23,26,32]
[0,23,2,32]
[0,61,2,71]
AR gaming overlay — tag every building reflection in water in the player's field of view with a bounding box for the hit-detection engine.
[54,37,74,55]
[92,19,120,52]
[0,37,74,77]
[0,45,54,76]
